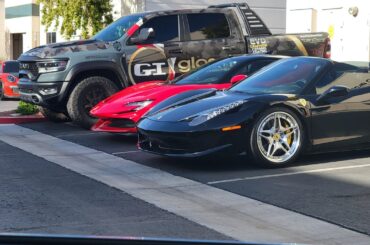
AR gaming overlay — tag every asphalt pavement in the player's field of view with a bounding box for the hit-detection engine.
[0,120,370,244]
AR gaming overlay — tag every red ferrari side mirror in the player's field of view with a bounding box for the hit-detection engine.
[230,74,247,85]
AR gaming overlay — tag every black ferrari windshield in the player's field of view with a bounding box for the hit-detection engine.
[93,13,145,42]
[230,57,329,94]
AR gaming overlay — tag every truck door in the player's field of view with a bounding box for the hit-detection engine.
[180,10,245,74]
[124,14,187,85]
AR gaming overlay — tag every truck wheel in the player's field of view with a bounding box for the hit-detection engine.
[67,76,119,129]
[39,106,70,122]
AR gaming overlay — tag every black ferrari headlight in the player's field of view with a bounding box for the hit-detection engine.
[37,60,68,73]
[188,100,246,126]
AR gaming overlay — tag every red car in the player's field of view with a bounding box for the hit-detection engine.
[90,55,283,133]
[0,61,20,100]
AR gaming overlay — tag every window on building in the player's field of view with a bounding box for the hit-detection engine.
[186,13,230,41]
[46,32,56,44]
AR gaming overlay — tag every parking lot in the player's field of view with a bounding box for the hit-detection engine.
[1,119,370,244]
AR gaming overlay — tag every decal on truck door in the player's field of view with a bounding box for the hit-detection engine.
[128,44,176,84]
[128,44,216,85]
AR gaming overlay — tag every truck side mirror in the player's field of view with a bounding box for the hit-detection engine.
[230,74,247,85]
[316,85,349,104]
[130,28,155,44]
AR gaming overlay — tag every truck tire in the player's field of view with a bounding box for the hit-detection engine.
[39,106,70,122]
[67,76,119,129]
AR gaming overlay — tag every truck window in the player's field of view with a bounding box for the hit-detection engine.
[186,13,230,41]
[133,15,179,44]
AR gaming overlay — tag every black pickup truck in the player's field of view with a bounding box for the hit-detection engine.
[18,2,331,128]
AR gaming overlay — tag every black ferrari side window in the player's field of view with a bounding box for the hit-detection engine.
[315,63,365,94]
[315,70,337,94]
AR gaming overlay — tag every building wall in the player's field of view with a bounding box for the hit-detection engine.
[4,0,40,60]
[287,0,370,67]
[0,0,5,61]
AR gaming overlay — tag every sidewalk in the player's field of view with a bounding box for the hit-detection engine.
[0,100,19,113]
[0,100,46,124]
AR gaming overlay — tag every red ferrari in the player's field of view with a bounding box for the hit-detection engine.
[0,61,20,100]
[90,55,283,133]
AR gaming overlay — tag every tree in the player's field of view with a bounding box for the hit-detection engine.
[38,0,113,40]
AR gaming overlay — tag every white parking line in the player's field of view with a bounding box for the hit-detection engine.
[208,162,370,185]
[56,132,105,137]
[1,124,370,244]
[112,150,141,155]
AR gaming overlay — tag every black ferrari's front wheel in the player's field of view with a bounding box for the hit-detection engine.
[249,107,304,167]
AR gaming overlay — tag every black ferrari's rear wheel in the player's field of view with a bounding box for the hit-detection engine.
[249,107,304,167]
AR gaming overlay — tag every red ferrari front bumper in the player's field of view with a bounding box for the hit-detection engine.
[91,118,138,133]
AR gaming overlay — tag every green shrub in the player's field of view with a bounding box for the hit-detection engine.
[16,101,39,115]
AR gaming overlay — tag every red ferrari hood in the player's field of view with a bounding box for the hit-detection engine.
[90,83,227,118]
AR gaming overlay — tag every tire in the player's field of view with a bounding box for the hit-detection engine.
[0,82,5,100]
[39,106,70,122]
[249,107,305,167]
[67,76,119,129]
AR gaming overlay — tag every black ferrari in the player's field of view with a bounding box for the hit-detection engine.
[137,57,370,166]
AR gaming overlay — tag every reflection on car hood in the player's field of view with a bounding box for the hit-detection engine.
[147,91,295,122]
[90,83,220,116]
[19,39,112,59]
[146,91,253,122]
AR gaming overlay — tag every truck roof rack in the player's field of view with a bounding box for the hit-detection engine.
[209,2,271,36]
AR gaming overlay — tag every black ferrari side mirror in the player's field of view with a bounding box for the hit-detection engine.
[130,28,155,44]
[317,85,349,104]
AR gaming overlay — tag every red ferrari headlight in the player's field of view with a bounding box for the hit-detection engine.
[125,100,153,111]
[7,74,17,83]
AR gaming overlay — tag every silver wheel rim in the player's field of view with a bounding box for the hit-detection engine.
[257,111,301,163]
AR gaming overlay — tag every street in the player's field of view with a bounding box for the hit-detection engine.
[0,118,370,244]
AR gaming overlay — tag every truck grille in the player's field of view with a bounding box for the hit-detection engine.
[19,62,39,79]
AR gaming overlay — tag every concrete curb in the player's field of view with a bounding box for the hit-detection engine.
[0,111,47,124]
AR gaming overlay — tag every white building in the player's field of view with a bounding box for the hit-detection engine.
[286,0,370,67]
[0,0,5,60]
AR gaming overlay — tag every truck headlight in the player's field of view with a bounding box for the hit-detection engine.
[126,100,153,111]
[188,100,246,126]
[37,60,68,73]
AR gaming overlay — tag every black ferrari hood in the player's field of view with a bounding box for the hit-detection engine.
[147,91,255,122]
[20,39,111,59]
